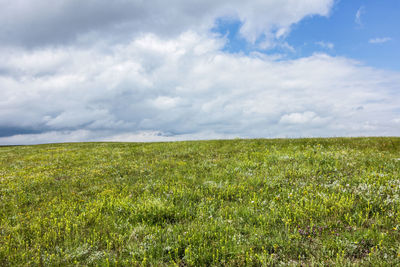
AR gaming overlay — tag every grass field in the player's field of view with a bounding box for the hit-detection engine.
[1,137,400,266]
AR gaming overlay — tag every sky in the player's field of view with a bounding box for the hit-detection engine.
[0,0,399,145]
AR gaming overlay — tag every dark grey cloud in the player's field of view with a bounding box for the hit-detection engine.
[0,0,333,47]
[0,126,43,138]
[2,1,156,46]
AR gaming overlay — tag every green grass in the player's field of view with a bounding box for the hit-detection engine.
[1,137,400,266]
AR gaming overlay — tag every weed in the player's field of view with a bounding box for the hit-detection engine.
[0,137,399,265]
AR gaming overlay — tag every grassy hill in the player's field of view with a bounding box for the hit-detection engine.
[1,137,400,265]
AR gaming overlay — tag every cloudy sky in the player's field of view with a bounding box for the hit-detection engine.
[1,0,399,145]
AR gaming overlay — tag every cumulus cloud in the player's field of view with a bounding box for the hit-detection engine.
[0,0,334,47]
[369,37,392,44]
[1,1,399,145]
[279,112,328,125]
[0,31,399,145]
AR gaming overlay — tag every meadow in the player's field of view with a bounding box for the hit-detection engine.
[0,137,399,266]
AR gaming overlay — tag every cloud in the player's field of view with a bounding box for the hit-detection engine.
[279,111,328,125]
[0,32,399,145]
[1,1,399,145]
[316,41,334,50]
[369,37,392,44]
[0,130,94,145]
[0,0,334,47]
[355,6,365,26]
[0,130,240,145]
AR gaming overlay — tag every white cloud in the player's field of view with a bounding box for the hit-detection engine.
[369,37,392,44]
[355,6,365,26]
[0,130,93,145]
[0,32,399,144]
[0,130,238,145]
[316,41,334,50]
[279,112,328,125]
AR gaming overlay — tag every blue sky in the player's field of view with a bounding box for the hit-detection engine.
[216,0,400,70]
[0,0,399,144]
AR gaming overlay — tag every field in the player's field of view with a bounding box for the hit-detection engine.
[1,137,400,266]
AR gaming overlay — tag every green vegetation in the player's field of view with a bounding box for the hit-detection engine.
[1,137,400,266]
